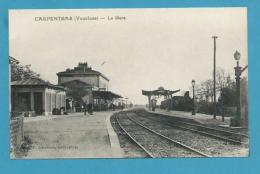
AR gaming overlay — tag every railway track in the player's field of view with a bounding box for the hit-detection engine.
[134,111,248,146]
[115,113,211,158]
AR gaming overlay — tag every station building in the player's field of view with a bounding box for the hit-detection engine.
[57,62,122,112]
[11,78,66,116]
[57,62,109,90]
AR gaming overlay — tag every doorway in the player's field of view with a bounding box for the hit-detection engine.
[34,92,43,115]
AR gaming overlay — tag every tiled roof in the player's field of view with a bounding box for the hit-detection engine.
[57,63,109,81]
[11,78,49,85]
[11,78,65,90]
[60,79,93,87]
[93,90,122,100]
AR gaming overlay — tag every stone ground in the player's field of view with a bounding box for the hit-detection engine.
[148,109,233,127]
[111,110,248,158]
[19,111,124,159]
[148,109,248,136]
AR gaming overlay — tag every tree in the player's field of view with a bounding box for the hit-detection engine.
[225,74,235,89]
[196,68,235,103]
[195,68,237,115]
[216,67,226,88]
[195,79,214,102]
[216,67,236,89]
[10,57,40,82]
[219,87,236,107]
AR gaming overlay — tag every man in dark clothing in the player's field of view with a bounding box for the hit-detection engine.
[88,103,93,115]
[112,103,115,111]
[83,103,87,115]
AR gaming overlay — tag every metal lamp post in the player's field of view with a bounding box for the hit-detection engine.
[231,50,248,127]
[192,80,196,115]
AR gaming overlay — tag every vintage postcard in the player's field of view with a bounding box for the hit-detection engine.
[9,8,248,159]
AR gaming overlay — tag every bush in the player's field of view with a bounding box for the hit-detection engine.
[52,108,60,115]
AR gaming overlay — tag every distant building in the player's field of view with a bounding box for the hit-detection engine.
[57,62,121,112]
[57,62,109,91]
[11,78,66,116]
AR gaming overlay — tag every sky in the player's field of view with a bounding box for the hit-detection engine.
[9,8,248,105]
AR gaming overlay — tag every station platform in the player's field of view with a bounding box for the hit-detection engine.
[22,111,124,159]
[23,114,72,123]
[147,109,231,127]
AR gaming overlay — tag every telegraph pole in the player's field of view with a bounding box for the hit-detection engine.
[212,36,218,119]
[191,80,196,115]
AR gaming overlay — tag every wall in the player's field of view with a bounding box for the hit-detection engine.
[44,88,66,115]
[99,76,109,90]
[11,87,45,114]
[59,75,98,87]
[11,87,66,116]
[10,116,24,157]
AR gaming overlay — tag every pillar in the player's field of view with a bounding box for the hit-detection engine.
[235,75,241,126]
[43,90,46,115]
[148,95,151,111]
[30,91,34,116]
[170,94,173,111]
[50,92,53,112]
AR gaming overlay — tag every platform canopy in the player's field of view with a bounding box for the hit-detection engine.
[142,87,180,111]
[142,87,180,96]
[93,91,122,100]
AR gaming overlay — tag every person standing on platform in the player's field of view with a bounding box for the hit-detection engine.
[112,103,115,111]
[83,103,87,116]
[88,102,93,115]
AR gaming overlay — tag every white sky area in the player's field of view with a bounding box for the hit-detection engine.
[9,8,248,105]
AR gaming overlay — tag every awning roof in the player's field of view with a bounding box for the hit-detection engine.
[93,91,122,100]
[142,89,180,96]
